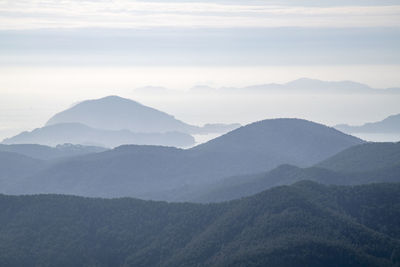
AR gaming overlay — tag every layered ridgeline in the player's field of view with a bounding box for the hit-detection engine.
[0,143,107,161]
[190,78,400,94]
[0,143,108,194]
[0,182,399,267]
[336,113,400,134]
[2,123,195,148]
[45,95,239,134]
[3,118,362,199]
[188,142,400,203]
[2,96,240,148]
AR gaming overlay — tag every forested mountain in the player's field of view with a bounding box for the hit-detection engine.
[5,119,363,199]
[2,122,195,148]
[0,182,399,267]
[0,143,107,161]
[188,142,400,202]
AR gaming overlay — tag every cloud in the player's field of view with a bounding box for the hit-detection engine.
[0,0,400,29]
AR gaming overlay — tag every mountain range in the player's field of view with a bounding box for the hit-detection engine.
[0,143,107,161]
[0,118,363,199]
[233,78,378,94]
[0,104,399,266]
[135,78,400,95]
[184,78,400,94]
[335,113,400,134]
[2,96,240,148]
[185,142,400,203]
[2,123,195,148]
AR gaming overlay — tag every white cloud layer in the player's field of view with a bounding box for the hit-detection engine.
[0,0,400,29]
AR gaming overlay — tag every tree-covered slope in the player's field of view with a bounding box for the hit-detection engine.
[0,182,399,267]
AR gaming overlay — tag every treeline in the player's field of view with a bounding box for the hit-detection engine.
[0,181,399,266]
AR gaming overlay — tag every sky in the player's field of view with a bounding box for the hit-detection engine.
[0,0,400,141]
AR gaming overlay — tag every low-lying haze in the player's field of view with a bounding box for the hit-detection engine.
[0,0,399,142]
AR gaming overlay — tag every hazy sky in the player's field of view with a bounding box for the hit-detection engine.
[0,0,399,140]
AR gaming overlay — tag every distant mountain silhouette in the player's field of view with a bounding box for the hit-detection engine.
[2,122,195,148]
[46,95,194,133]
[188,142,400,203]
[0,182,399,266]
[5,118,363,199]
[335,113,400,134]
[44,95,239,135]
[284,78,372,91]
[0,143,107,161]
[204,78,400,94]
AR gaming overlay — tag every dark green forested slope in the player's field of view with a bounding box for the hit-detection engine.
[0,182,399,267]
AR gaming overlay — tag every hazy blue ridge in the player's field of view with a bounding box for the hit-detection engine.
[0,118,363,199]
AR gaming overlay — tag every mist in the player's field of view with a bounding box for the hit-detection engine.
[1,1,400,265]
[1,65,400,142]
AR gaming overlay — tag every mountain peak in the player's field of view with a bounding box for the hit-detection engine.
[191,118,363,171]
[84,95,142,106]
[45,95,193,133]
[285,78,371,90]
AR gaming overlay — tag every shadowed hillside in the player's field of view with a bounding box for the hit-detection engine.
[4,118,363,199]
[0,182,399,266]
[187,142,400,203]
[0,143,107,161]
[0,152,45,193]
